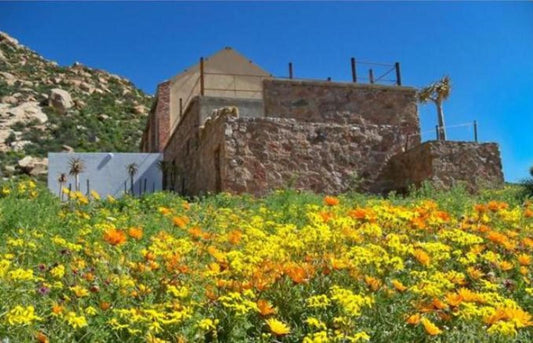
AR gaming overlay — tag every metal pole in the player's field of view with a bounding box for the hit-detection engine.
[124,181,127,194]
[435,125,439,140]
[474,120,478,143]
[327,77,331,81]
[395,62,402,86]
[289,62,293,79]
[179,98,183,116]
[86,179,90,196]
[200,57,205,96]
[369,69,374,84]
[351,57,357,83]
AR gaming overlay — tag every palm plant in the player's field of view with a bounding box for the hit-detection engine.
[68,157,85,192]
[127,162,139,194]
[418,76,451,141]
[57,173,68,200]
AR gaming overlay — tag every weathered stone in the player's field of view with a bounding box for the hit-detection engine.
[17,156,48,176]
[374,141,504,193]
[0,31,19,46]
[132,105,146,115]
[49,88,73,114]
[62,144,74,153]
[1,95,18,105]
[0,72,16,86]
[1,101,48,124]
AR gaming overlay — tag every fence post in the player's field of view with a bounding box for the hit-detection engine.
[179,98,183,116]
[351,57,357,83]
[473,120,478,143]
[289,62,293,79]
[86,179,90,196]
[369,69,374,84]
[435,125,439,140]
[395,62,402,86]
[200,57,205,96]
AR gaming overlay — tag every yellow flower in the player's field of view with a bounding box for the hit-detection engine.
[518,254,531,266]
[420,318,442,335]
[392,279,407,292]
[50,264,65,278]
[6,305,42,325]
[65,311,88,329]
[70,285,89,298]
[198,318,218,331]
[266,318,290,336]
[413,249,431,267]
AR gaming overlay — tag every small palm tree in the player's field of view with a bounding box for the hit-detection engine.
[57,173,68,200]
[68,157,85,191]
[418,76,451,141]
[127,163,139,194]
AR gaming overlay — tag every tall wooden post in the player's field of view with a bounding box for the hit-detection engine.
[200,57,205,96]
[395,62,402,86]
[435,125,440,140]
[289,62,293,79]
[369,69,374,84]
[474,120,478,143]
[351,57,357,83]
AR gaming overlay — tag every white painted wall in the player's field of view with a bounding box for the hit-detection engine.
[47,152,163,198]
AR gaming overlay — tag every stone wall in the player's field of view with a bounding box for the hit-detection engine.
[374,141,504,194]
[263,79,419,142]
[221,116,415,195]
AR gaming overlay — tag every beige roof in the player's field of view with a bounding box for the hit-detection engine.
[168,47,271,127]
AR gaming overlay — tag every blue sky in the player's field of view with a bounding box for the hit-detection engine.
[1,2,532,182]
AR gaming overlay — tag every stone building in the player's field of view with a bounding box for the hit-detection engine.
[141,48,504,196]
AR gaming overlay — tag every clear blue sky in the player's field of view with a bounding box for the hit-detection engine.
[1,2,532,182]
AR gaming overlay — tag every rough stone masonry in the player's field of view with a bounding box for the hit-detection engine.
[143,73,504,196]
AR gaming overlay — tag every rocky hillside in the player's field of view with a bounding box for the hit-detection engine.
[0,31,152,180]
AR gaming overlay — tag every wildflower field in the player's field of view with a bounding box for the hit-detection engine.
[0,180,532,342]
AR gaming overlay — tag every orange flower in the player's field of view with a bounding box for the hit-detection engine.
[524,208,533,218]
[158,207,172,216]
[445,293,463,307]
[499,261,514,271]
[432,298,448,310]
[52,303,63,315]
[173,216,189,228]
[100,301,111,311]
[128,227,143,240]
[413,249,430,267]
[348,208,368,220]
[257,299,276,316]
[421,318,442,335]
[103,229,127,246]
[518,253,531,266]
[228,230,243,245]
[406,313,421,325]
[324,196,339,206]
[36,332,49,343]
[467,266,484,280]
[487,231,508,245]
[364,276,382,291]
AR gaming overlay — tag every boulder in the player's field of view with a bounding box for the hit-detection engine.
[132,105,146,114]
[3,101,48,123]
[61,144,74,153]
[17,156,48,176]
[1,95,18,105]
[0,72,16,86]
[49,88,73,114]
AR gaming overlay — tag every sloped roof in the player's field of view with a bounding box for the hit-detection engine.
[170,47,271,83]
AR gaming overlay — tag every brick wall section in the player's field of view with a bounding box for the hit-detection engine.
[263,79,420,146]
[220,116,416,195]
[373,141,504,194]
[155,81,171,152]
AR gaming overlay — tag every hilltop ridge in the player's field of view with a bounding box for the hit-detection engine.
[0,31,153,179]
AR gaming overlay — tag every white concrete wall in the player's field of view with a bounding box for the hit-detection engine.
[47,153,163,198]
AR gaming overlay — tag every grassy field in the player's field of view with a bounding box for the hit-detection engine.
[0,180,532,342]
